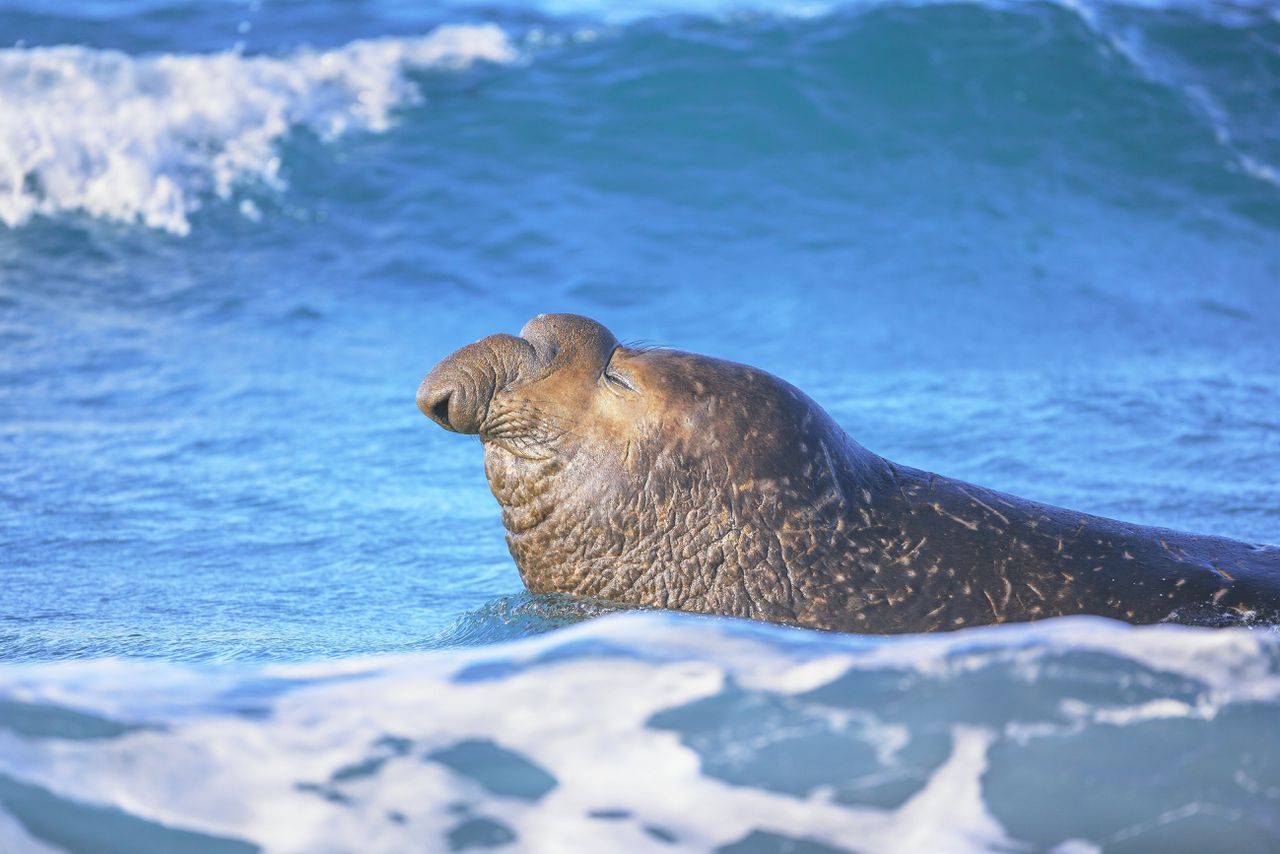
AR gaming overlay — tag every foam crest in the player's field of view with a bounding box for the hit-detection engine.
[1,614,1277,852]
[0,25,514,235]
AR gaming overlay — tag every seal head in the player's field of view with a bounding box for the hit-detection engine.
[418,313,888,627]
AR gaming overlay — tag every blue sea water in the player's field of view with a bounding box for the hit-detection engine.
[1,0,1278,850]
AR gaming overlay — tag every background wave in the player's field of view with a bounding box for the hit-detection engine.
[0,25,513,233]
[1,0,1277,234]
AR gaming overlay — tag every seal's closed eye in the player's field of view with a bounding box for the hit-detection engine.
[598,347,636,393]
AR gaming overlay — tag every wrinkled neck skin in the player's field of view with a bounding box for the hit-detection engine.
[482,374,903,629]
[482,381,1280,634]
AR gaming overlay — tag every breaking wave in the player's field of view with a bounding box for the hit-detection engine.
[2,0,1278,236]
[0,25,514,234]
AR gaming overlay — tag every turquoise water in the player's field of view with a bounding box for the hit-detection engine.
[1,0,1278,850]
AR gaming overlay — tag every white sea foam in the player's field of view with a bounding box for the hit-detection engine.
[0,25,514,235]
[0,649,1013,852]
[0,614,1276,852]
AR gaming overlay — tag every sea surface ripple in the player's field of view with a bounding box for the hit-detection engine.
[0,0,1277,850]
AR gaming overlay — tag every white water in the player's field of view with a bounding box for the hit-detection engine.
[1,614,1277,852]
[0,24,514,234]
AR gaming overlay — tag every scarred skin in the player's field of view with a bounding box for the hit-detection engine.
[417,313,1280,633]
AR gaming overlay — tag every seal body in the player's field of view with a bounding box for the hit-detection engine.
[418,314,1280,633]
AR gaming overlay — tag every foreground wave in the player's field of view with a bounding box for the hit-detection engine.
[1,613,1277,853]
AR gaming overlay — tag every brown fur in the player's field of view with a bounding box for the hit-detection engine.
[419,314,1280,632]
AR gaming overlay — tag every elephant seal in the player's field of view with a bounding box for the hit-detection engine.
[417,313,1280,633]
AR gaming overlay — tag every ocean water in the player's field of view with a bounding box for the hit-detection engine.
[1,0,1278,850]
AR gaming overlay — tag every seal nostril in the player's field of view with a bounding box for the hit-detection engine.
[431,391,452,427]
